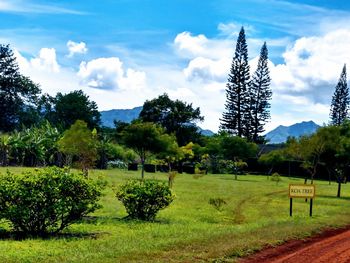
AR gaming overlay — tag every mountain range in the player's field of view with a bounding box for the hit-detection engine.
[100,106,143,128]
[100,108,320,142]
[100,107,214,136]
[265,121,321,144]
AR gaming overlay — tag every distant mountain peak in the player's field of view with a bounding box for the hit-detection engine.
[265,120,320,144]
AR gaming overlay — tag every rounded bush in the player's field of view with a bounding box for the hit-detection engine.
[0,167,104,236]
[116,180,174,220]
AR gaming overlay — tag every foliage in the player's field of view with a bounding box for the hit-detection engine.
[96,135,137,169]
[0,133,10,166]
[58,120,98,176]
[139,93,204,146]
[208,197,227,211]
[0,167,103,235]
[330,64,349,126]
[0,44,41,132]
[0,167,350,262]
[221,27,250,137]
[6,121,61,167]
[258,149,285,174]
[247,42,272,142]
[203,132,257,173]
[122,122,176,179]
[116,180,174,221]
[47,90,101,130]
[271,172,281,184]
[220,133,257,160]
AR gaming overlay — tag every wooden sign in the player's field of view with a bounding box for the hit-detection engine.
[289,184,315,198]
[289,184,315,217]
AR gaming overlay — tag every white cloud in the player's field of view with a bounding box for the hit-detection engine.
[183,57,230,82]
[67,40,88,57]
[174,31,233,60]
[174,27,350,132]
[271,28,350,105]
[15,47,60,74]
[78,57,146,91]
[30,48,60,73]
[15,48,77,95]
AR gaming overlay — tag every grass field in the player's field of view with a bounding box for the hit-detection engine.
[0,167,350,262]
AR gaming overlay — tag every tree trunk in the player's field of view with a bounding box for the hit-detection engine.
[141,159,145,181]
[337,182,341,198]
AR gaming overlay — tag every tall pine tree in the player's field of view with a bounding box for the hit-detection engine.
[0,44,40,131]
[220,27,250,137]
[245,42,272,143]
[330,64,349,126]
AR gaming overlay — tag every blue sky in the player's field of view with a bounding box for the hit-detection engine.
[1,0,350,131]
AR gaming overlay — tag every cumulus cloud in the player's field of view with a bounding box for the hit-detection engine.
[67,40,88,57]
[29,48,60,73]
[183,57,230,82]
[271,28,350,105]
[174,31,232,60]
[77,57,146,91]
[15,48,78,95]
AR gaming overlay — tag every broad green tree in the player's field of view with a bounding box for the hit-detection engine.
[258,149,285,177]
[330,64,349,125]
[58,120,98,177]
[53,90,101,130]
[139,93,204,146]
[122,122,176,180]
[220,27,250,137]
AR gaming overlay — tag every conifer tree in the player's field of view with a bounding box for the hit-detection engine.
[220,27,250,137]
[0,44,40,131]
[246,42,272,143]
[330,64,349,126]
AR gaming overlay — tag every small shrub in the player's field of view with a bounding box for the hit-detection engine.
[116,180,174,220]
[271,172,281,184]
[0,167,104,236]
[209,198,227,211]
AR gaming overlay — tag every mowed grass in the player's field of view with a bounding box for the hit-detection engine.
[0,167,350,262]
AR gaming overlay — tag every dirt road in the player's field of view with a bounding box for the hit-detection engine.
[239,227,350,263]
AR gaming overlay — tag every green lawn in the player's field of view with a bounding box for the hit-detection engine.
[0,167,350,262]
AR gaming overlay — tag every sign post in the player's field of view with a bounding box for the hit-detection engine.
[289,184,315,217]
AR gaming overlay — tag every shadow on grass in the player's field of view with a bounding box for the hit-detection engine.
[219,177,259,183]
[0,228,105,241]
[317,195,350,201]
[82,215,171,225]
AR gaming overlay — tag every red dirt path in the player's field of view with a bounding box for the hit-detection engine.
[239,226,350,263]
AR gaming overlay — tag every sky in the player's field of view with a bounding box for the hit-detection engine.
[1,0,350,132]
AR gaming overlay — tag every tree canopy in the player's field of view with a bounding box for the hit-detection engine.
[139,93,204,146]
[0,44,41,132]
[122,121,177,179]
[330,64,349,126]
[58,120,98,177]
[220,27,250,137]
